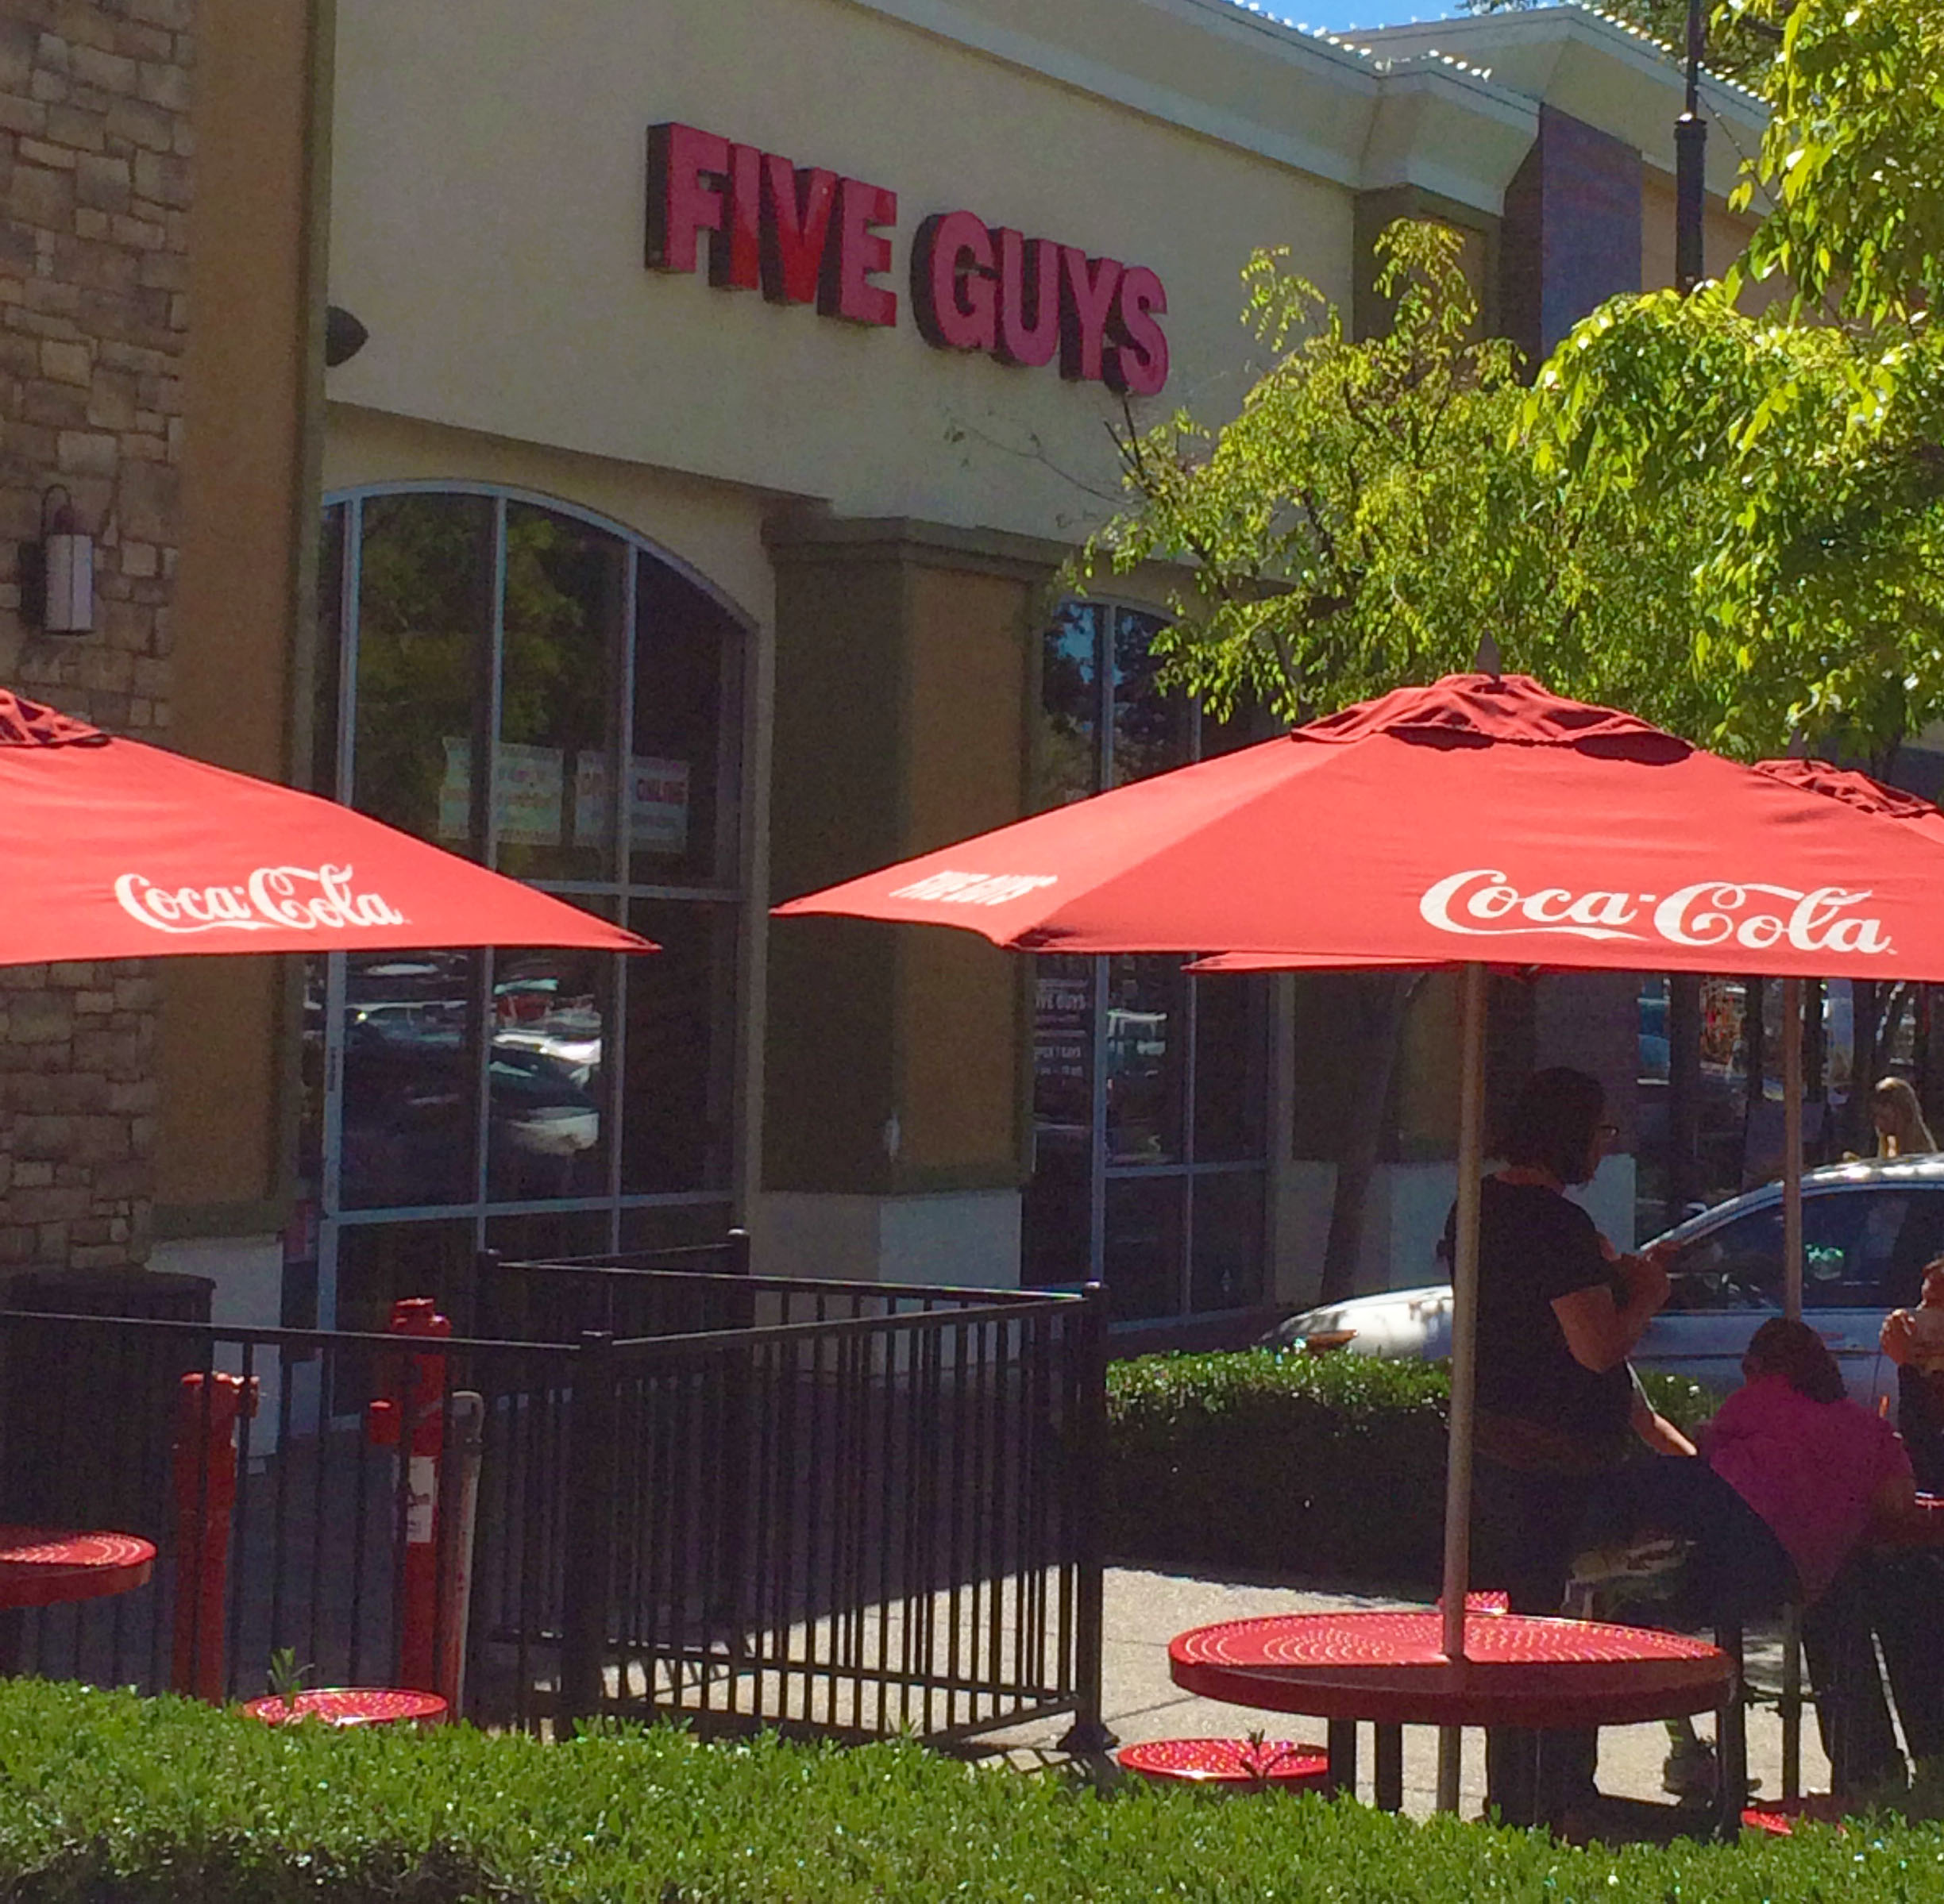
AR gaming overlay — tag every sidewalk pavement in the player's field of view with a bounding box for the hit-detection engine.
[982,1566,1831,1820]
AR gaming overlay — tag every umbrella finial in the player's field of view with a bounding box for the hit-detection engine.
[1472,634,1502,681]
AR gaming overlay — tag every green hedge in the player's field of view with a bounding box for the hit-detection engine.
[1104,1349,1717,1584]
[1,1678,1940,1902]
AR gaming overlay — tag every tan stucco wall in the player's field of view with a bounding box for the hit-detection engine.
[157,0,318,1220]
[1640,171,1785,311]
[897,564,1032,1177]
[323,405,775,638]
[324,0,1360,549]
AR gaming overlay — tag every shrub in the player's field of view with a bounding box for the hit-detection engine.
[1104,1350,1718,1583]
[0,1678,1939,1902]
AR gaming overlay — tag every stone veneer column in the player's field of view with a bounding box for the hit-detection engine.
[0,0,192,1278]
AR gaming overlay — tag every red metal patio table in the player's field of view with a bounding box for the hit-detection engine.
[0,1526,156,1679]
[0,1527,155,1610]
[1171,1609,1734,1816]
[241,1687,448,1728]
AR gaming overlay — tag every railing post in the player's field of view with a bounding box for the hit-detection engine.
[713,1229,755,1661]
[1057,1282,1114,1754]
[558,1329,617,1733]
[470,1249,500,1341]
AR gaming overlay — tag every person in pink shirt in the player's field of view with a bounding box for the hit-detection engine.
[1703,1317,1915,1601]
[1584,1318,1919,1794]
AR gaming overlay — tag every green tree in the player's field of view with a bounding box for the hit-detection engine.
[1081,221,1727,1298]
[1529,0,1944,769]
[1082,221,1723,738]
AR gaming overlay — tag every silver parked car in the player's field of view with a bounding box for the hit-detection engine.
[1270,1157,1944,1412]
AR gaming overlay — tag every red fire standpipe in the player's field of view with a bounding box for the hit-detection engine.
[364,1298,451,1692]
[170,1370,259,1702]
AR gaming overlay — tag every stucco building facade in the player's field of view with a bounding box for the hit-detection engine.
[0,0,1773,1335]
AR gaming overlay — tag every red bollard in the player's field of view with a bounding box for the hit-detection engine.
[170,1370,258,1702]
[364,1298,451,1692]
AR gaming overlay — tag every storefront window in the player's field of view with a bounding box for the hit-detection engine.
[1023,602,1271,1320]
[309,488,745,1314]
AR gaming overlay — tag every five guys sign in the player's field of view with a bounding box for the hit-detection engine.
[646,121,1170,396]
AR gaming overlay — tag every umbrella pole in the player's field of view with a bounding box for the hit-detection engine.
[1783,977,1803,1322]
[1436,959,1489,1812]
[1780,974,1805,1802]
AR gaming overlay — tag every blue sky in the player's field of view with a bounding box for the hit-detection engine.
[1240,0,1463,39]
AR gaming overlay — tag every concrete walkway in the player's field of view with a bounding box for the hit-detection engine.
[984,1566,1832,1821]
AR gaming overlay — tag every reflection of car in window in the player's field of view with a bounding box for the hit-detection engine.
[1267,1158,1944,1413]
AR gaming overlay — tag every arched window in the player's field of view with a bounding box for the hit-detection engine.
[1026,599,1271,1320]
[305,488,747,1330]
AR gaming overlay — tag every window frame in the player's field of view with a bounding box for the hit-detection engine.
[1027,597,1271,1319]
[308,484,754,1312]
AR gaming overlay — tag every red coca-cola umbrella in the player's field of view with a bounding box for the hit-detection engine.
[0,688,653,962]
[779,673,1938,972]
[777,670,1944,1765]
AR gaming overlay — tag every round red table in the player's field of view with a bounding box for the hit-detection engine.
[1171,1610,1734,1813]
[0,1527,155,1609]
[1117,1736,1329,1788]
[241,1687,449,1728]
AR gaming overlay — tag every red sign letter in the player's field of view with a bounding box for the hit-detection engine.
[912,210,997,351]
[646,122,730,275]
[711,141,762,291]
[1106,266,1170,396]
[821,179,899,326]
[1059,248,1123,383]
[761,156,839,304]
[993,229,1059,368]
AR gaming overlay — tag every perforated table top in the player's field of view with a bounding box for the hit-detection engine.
[1117,1736,1329,1785]
[1170,1610,1732,1729]
[241,1687,449,1728]
[0,1527,155,1609]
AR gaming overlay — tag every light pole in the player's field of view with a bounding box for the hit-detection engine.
[1675,0,1707,292]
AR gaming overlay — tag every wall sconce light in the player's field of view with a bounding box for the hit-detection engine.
[35,486,94,634]
[324,304,368,368]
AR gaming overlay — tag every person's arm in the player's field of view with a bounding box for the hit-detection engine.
[1553,1247,1672,1374]
[1629,1385,1697,1456]
[1884,1308,1917,1368]
[1880,1309,1944,1487]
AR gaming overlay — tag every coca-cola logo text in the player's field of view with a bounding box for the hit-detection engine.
[114,866,408,936]
[1420,869,1892,954]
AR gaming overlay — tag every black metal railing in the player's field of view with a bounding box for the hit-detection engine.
[0,1253,1105,1749]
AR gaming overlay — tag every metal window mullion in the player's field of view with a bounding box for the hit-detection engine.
[527,881,742,903]
[484,496,508,868]
[1097,605,1114,794]
[336,495,362,804]
[1088,606,1113,1285]
[1180,964,1199,1317]
[472,499,509,1212]
[608,550,639,1248]
[1089,962,1109,1283]
[318,496,361,1329]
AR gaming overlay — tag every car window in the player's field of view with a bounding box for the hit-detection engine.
[1883,1190,1944,1310]
[1668,1189,1923,1314]
[1664,1207,1784,1312]
[1803,1191,1913,1309]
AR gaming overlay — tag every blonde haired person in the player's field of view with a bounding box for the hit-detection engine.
[1873,1076,1937,1158]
